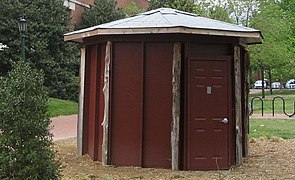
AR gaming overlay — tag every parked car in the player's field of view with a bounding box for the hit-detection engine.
[285,79,295,89]
[271,82,281,89]
[254,80,267,89]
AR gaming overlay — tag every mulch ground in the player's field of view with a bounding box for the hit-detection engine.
[55,137,295,180]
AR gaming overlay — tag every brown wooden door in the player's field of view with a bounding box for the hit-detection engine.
[186,58,232,170]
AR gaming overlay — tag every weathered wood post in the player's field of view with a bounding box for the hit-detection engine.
[102,41,111,166]
[234,46,243,165]
[171,42,181,170]
[77,47,86,156]
[244,51,250,157]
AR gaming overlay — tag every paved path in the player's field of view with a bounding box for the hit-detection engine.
[50,114,77,142]
[49,113,293,142]
[250,113,294,119]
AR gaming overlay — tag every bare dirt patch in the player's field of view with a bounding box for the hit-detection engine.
[55,138,295,180]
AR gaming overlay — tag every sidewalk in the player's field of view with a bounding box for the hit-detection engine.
[250,113,295,119]
[50,114,77,141]
[49,113,293,142]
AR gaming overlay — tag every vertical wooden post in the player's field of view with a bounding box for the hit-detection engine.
[171,42,181,171]
[102,41,111,166]
[77,48,86,156]
[244,51,250,157]
[234,46,243,165]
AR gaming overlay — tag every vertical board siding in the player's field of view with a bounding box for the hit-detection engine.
[110,42,143,166]
[82,46,91,155]
[84,45,97,159]
[88,45,101,160]
[80,36,246,170]
[143,42,173,168]
[83,45,103,160]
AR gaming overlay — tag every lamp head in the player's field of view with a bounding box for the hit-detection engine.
[18,17,27,33]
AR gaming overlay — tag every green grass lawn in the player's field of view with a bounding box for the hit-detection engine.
[250,119,295,139]
[249,90,295,139]
[250,89,295,96]
[249,90,295,114]
[48,98,78,118]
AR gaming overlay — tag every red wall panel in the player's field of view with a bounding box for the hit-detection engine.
[83,44,105,161]
[87,45,99,160]
[142,42,173,168]
[82,46,91,155]
[110,42,143,166]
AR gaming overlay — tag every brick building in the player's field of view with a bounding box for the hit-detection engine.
[117,0,149,9]
[64,0,94,26]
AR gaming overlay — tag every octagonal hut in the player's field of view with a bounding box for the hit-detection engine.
[64,8,262,171]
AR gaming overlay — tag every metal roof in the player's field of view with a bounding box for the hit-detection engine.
[64,8,262,44]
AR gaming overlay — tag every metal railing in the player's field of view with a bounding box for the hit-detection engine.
[249,96,295,117]
[272,96,295,117]
[249,97,264,116]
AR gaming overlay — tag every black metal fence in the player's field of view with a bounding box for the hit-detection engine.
[249,97,264,116]
[272,96,295,117]
[249,96,295,117]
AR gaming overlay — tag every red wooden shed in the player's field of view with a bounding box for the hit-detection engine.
[64,8,263,170]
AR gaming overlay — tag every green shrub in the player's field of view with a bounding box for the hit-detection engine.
[0,62,60,179]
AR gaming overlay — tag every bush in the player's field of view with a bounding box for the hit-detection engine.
[0,62,60,179]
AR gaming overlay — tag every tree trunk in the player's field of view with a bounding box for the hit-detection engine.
[243,51,250,157]
[261,66,265,99]
[102,41,111,166]
[234,46,243,166]
[77,48,86,156]
[268,68,272,95]
[171,42,181,171]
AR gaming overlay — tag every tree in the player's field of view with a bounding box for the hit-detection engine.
[148,0,172,10]
[0,0,79,101]
[249,0,294,95]
[195,0,233,22]
[149,0,234,23]
[226,0,260,26]
[0,62,60,179]
[78,0,125,29]
[122,1,145,17]
[280,0,295,60]
[148,0,195,13]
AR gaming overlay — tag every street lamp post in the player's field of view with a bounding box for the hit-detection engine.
[18,17,27,63]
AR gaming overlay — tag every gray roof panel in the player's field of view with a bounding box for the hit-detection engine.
[65,8,262,44]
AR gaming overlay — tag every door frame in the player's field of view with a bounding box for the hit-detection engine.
[183,50,234,170]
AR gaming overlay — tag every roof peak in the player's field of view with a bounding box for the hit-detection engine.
[141,8,199,17]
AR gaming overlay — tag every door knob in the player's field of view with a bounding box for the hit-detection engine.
[221,118,228,124]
